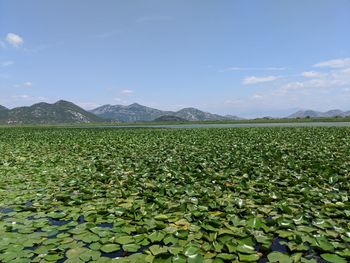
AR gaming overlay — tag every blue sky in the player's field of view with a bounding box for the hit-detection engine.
[1,0,350,117]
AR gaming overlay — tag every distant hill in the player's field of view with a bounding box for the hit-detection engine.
[91,103,173,122]
[0,105,9,120]
[0,100,103,124]
[288,109,350,118]
[90,103,242,122]
[153,115,187,122]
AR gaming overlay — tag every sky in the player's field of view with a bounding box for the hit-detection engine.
[1,0,350,118]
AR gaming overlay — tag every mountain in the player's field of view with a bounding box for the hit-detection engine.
[91,103,242,122]
[0,105,9,120]
[287,109,350,118]
[175,107,228,121]
[153,115,187,122]
[225,114,243,120]
[91,103,173,122]
[0,100,103,124]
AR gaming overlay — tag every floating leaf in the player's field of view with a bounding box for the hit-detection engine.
[100,243,121,253]
[321,253,347,263]
[267,252,292,263]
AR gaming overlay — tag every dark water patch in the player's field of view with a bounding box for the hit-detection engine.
[0,214,11,220]
[96,222,113,228]
[265,216,273,221]
[25,245,39,251]
[136,244,152,254]
[271,237,289,253]
[0,207,14,213]
[258,258,268,263]
[101,244,153,259]
[48,217,73,226]
[78,215,85,224]
[101,249,128,258]
[255,243,261,252]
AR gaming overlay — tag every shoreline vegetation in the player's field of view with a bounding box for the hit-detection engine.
[1,116,350,128]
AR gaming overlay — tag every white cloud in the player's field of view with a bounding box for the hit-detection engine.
[10,95,50,104]
[76,102,100,110]
[13,81,33,88]
[223,61,350,115]
[120,89,134,95]
[113,97,127,104]
[221,67,285,72]
[242,75,280,85]
[5,33,24,47]
[277,67,350,95]
[1,60,14,67]
[313,58,350,68]
[12,94,30,100]
[24,81,33,87]
[252,94,263,99]
[301,71,324,78]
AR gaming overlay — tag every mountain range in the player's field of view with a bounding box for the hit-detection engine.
[90,103,242,122]
[0,100,349,124]
[0,100,103,124]
[287,109,350,118]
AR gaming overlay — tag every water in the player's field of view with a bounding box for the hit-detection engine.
[84,122,350,129]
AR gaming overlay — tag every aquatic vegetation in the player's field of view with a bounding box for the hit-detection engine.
[0,127,349,262]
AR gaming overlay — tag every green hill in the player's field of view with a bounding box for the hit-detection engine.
[0,100,103,124]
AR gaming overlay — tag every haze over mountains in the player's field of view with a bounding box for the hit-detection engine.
[0,100,349,124]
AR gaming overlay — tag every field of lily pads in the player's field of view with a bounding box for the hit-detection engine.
[0,127,349,263]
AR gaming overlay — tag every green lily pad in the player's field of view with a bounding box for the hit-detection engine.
[321,253,347,263]
[267,252,292,263]
[100,243,121,253]
[236,244,256,254]
[122,243,141,252]
[149,231,166,242]
[149,245,168,255]
[239,253,260,262]
[115,235,134,244]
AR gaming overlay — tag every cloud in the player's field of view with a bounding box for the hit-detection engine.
[1,60,14,67]
[276,67,350,96]
[76,102,100,110]
[221,58,350,116]
[120,89,134,95]
[23,81,33,87]
[242,75,280,85]
[301,71,324,78]
[14,81,33,88]
[11,94,49,102]
[313,58,350,68]
[5,33,24,47]
[113,97,127,104]
[221,67,285,72]
[12,94,30,100]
